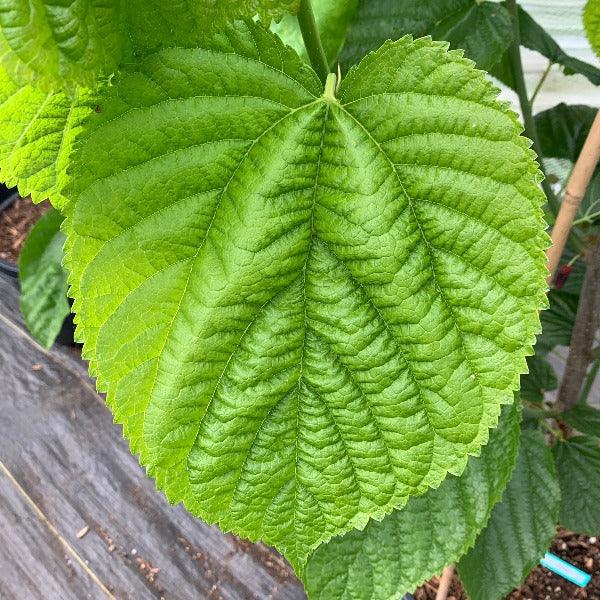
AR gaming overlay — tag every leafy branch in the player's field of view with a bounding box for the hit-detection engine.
[1,1,598,599]
[505,0,557,213]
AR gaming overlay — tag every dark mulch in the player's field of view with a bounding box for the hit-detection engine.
[415,529,600,599]
[0,196,49,263]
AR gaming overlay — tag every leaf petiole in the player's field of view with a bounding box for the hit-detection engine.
[297,0,330,83]
[506,0,559,214]
[530,60,553,106]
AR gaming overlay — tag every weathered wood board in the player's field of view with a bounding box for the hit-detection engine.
[0,274,307,600]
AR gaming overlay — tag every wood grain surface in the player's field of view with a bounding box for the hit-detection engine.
[0,274,307,600]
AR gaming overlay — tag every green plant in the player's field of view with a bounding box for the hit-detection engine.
[18,208,69,349]
[1,1,599,599]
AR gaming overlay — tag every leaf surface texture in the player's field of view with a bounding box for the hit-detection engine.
[0,0,298,86]
[304,402,521,600]
[585,0,600,58]
[0,0,126,87]
[554,436,600,535]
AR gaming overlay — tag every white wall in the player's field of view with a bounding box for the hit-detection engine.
[500,0,600,111]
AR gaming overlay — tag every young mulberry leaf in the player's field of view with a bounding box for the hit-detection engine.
[458,429,560,600]
[0,65,93,208]
[19,208,69,349]
[554,436,600,535]
[304,402,521,600]
[63,23,548,571]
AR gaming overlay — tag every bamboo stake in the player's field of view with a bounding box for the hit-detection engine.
[435,565,455,600]
[546,109,600,281]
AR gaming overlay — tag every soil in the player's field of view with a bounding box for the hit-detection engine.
[415,529,600,600]
[0,195,50,264]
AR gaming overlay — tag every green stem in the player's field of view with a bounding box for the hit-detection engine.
[573,210,600,226]
[297,0,329,84]
[506,0,559,215]
[530,60,552,106]
[580,354,600,404]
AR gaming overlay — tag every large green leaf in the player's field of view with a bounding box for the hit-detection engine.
[304,402,521,600]
[0,65,93,207]
[18,208,69,349]
[338,0,512,72]
[520,355,557,403]
[562,405,600,438]
[585,0,600,58]
[272,0,359,69]
[554,436,600,535]
[64,24,548,570]
[0,0,127,87]
[491,5,600,89]
[458,430,560,600]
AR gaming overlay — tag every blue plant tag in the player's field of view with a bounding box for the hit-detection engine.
[540,552,592,587]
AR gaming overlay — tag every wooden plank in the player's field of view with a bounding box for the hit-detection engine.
[0,464,110,600]
[0,274,306,600]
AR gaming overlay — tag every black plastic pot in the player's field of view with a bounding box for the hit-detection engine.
[0,187,77,347]
[0,188,20,280]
